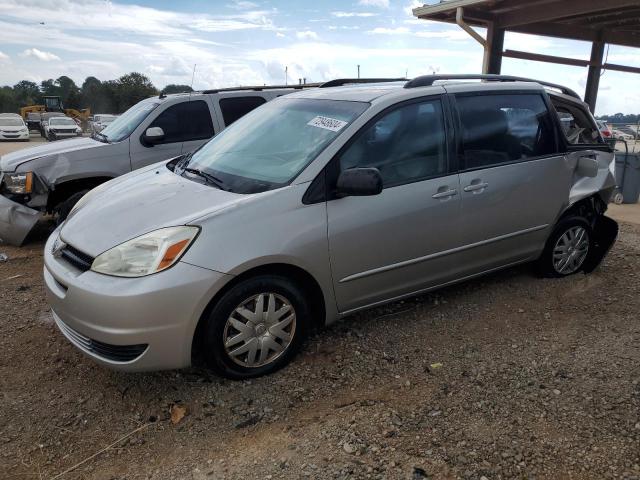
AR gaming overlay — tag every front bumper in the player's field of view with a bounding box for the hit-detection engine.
[0,131,29,140]
[43,231,232,371]
[0,194,41,245]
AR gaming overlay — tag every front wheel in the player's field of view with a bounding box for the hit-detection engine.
[537,216,592,277]
[55,190,89,225]
[201,275,310,379]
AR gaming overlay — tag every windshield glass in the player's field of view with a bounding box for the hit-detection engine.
[183,98,368,193]
[0,118,24,126]
[50,118,76,126]
[101,100,159,142]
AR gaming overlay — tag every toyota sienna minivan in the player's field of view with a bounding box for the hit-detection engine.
[44,75,618,379]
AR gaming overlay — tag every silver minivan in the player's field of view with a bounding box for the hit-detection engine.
[44,75,618,379]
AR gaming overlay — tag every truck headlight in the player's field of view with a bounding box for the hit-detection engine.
[91,226,199,277]
[3,172,33,194]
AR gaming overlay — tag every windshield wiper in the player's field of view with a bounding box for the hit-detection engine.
[182,167,228,191]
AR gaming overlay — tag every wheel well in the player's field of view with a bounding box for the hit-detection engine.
[191,263,327,364]
[47,177,112,212]
[562,195,606,228]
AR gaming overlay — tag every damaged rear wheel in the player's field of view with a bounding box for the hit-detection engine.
[538,216,592,278]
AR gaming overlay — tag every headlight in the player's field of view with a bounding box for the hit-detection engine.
[2,172,33,194]
[91,226,199,277]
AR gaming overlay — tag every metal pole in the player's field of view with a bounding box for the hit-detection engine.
[585,40,605,113]
[357,65,360,79]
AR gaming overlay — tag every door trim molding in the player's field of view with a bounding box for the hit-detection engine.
[339,223,549,283]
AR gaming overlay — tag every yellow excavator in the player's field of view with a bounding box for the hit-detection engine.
[20,96,91,130]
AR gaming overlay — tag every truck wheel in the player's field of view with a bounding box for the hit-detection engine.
[55,190,89,225]
[537,216,592,278]
[201,275,310,379]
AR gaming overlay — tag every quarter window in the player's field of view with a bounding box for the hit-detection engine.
[148,100,214,144]
[219,97,267,126]
[457,94,556,170]
[340,99,448,188]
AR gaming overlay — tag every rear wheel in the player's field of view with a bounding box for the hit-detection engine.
[201,275,309,379]
[537,216,592,277]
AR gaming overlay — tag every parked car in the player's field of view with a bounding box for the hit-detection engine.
[90,114,117,134]
[42,75,618,378]
[0,84,314,245]
[612,128,635,141]
[39,112,67,137]
[26,112,41,131]
[596,120,612,139]
[0,114,29,141]
[44,116,83,141]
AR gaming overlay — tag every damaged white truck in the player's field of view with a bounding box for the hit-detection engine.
[0,85,310,245]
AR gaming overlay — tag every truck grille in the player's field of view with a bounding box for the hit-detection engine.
[60,244,94,272]
[54,313,148,363]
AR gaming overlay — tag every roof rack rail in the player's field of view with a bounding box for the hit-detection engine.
[320,78,407,88]
[404,74,581,100]
[201,83,321,94]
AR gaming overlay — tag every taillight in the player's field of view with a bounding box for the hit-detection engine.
[603,130,611,137]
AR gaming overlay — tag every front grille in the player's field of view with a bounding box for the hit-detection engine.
[54,313,148,362]
[60,244,94,272]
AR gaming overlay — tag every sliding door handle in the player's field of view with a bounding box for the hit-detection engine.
[463,182,489,193]
[432,189,458,199]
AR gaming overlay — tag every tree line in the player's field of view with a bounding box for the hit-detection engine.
[0,73,194,114]
[596,113,640,124]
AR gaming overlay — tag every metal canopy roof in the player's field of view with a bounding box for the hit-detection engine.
[413,0,640,49]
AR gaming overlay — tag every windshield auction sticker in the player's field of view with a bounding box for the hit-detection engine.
[307,116,348,132]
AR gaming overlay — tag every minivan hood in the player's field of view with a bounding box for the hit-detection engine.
[0,137,103,172]
[60,164,245,257]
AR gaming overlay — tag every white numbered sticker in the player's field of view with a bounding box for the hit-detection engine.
[307,116,348,132]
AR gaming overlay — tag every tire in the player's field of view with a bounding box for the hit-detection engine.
[537,216,592,278]
[201,275,310,379]
[55,190,89,225]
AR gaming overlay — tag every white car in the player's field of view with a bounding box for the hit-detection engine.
[0,114,30,141]
[91,114,117,134]
[45,116,82,141]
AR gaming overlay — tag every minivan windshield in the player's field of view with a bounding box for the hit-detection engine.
[100,100,159,143]
[181,98,368,194]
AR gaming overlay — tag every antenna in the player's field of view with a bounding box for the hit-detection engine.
[190,64,197,90]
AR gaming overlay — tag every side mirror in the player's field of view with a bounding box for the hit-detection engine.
[143,126,165,146]
[577,156,599,178]
[336,168,383,197]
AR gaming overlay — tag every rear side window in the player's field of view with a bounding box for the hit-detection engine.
[219,97,267,126]
[340,98,447,188]
[149,100,214,144]
[457,94,557,170]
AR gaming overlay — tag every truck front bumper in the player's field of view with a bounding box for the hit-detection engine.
[0,194,41,245]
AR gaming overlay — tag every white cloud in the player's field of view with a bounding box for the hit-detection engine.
[404,0,424,15]
[21,48,60,61]
[358,0,389,7]
[276,32,286,38]
[367,27,410,35]
[227,0,259,9]
[0,51,9,61]
[296,30,318,40]
[331,11,378,18]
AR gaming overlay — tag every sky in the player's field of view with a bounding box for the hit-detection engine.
[0,0,639,115]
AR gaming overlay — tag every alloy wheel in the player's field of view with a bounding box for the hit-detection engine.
[552,226,590,275]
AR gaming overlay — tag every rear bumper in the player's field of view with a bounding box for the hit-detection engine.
[0,194,41,245]
[43,230,233,371]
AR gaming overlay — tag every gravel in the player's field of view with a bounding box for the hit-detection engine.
[1,222,639,479]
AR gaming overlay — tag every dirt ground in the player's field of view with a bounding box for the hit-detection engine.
[1,140,640,480]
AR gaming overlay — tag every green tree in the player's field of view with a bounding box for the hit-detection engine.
[161,84,194,95]
[13,80,41,106]
[0,86,19,113]
[114,72,157,111]
[55,75,81,109]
